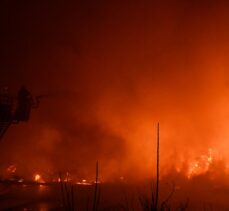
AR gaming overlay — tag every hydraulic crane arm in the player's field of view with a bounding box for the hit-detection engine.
[0,86,42,141]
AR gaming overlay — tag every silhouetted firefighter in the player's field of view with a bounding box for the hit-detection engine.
[0,86,41,140]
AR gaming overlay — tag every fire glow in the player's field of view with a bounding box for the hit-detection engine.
[76,179,92,186]
[34,174,45,184]
[4,147,227,184]
[187,148,214,179]
[7,165,17,174]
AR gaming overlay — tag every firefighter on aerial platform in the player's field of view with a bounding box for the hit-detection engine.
[0,86,42,140]
[14,86,34,122]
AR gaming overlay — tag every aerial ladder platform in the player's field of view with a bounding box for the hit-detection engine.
[0,86,41,141]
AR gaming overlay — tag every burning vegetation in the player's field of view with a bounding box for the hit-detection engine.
[1,0,229,210]
[2,147,228,185]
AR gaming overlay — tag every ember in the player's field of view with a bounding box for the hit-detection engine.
[7,165,17,174]
[34,174,45,183]
[34,174,41,181]
[76,179,92,186]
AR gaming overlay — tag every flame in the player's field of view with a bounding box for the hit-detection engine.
[6,147,226,185]
[76,179,92,186]
[34,174,41,181]
[187,148,215,179]
[7,165,17,174]
[34,174,45,183]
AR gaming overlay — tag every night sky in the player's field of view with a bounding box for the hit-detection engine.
[1,0,229,180]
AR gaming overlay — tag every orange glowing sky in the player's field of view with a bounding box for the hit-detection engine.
[1,1,229,180]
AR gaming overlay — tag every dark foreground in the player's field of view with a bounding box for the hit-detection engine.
[0,179,229,211]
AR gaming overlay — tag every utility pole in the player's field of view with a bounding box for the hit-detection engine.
[155,122,160,210]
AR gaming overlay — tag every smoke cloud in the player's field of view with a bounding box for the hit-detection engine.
[1,0,229,180]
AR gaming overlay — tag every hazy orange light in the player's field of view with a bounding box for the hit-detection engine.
[186,148,215,179]
[34,174,41,181]
[7,165,17,173]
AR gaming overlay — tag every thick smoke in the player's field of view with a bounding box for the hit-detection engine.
[1,1,229,180]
